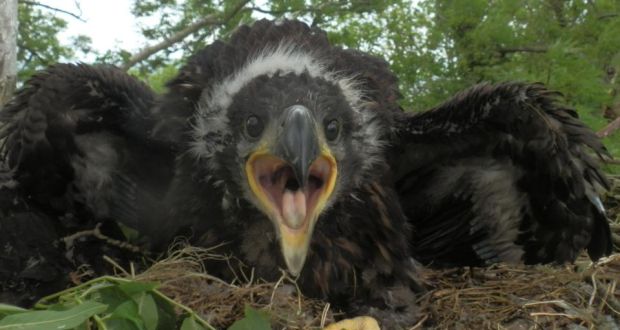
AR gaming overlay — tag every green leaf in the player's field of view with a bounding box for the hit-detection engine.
[105,318,142,330]
[0,303,27,319]
[227,306,271,330]
[180,316,206,330]
[118,281,159,297]
[0,301,107,330]
[151,292,177,330]
[0,304,27,315]
[110,300,144,330]
[96,286,133,313]
[136,293,159,330]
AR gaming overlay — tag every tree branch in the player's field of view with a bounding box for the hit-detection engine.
[598,13,618,20]
[497,46,548,55]
[21,0,85,22]
[17,42,49,66]
[248,5,325,16]
[597,116,620,138]
[121,0,250,71]
[248,1,348,18]
[249,6,282,15]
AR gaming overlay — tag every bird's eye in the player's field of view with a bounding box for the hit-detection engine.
[245,115,264,138]
[325,119,340,141]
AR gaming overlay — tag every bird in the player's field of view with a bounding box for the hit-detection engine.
[0,19,612,327]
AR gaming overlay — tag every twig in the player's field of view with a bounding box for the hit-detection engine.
[597,281,620,315]
[320,303,330,328]
[61,222,147,254]
[612,233,620,247]
[103,255,132,277]
[529,312,580,319]
[121,0,250,71]
[21,0,85,22]
[598,116,620,138]
[409,314,429,330]
[269,271,288,309]
[588,271,598,307]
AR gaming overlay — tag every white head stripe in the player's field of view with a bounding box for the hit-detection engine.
[190,42,385,178]
[198,43,363,114]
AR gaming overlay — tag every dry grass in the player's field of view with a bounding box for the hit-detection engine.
[112,175,620,329]
[131,244,337,329]
[122,250,619,329]
[417,255,620,329]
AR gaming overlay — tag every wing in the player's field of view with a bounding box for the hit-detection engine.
[0,63,175,246]
[390,82,612,266]
[0,170,71,306]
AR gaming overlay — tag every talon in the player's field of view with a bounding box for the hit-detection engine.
[323,316,380,330]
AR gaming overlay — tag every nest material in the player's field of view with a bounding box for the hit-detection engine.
[132,245,337,329]
[418,255,620,329]
[116,176,620,329]
[122,247,619,330]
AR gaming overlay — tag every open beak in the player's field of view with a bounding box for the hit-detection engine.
[245,105,337,276]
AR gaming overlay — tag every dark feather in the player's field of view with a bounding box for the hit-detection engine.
[0,20,612,329]
[392,82,612,266]
[0,64,171,306]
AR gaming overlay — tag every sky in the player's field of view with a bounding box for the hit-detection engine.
[45,0,272,62]
[50,0,147,58]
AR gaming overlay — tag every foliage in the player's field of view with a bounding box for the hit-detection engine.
[0,276,216,330]
[227,306,272,330]
[14,1,620,157]
[319,0,620,171]
[0,275,277,330]
[17,2,93,82]
[322,0,620,115]
[17,1,620,127]
[129,63,179,93]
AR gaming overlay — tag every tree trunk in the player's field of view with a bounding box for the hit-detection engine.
[0,0,18,109]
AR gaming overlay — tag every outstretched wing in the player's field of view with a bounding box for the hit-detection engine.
[391,82,612,266]
[0,63,174,245]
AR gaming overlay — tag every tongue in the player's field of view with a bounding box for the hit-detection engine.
[282,189,307,229]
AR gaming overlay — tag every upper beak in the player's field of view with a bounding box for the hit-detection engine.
[246,105,337,276]
[276,105,320,188]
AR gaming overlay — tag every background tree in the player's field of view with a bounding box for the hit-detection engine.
[16,1,92,81]
[12,0,620,169]
[0,0,18,107]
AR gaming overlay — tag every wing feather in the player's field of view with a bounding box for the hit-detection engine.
[392,82,612,266]
[0,63,173,244]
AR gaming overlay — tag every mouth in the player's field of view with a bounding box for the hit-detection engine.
[246,152,337,275]
[253,155,332,231]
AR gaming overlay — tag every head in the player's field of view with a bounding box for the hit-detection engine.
[180,23,395,276]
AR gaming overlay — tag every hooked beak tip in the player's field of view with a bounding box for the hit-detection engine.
[283,248,307,276]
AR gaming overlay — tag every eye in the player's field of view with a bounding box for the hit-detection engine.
[324,119,340,141]
[245,115,264,138]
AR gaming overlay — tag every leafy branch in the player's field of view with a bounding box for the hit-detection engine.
[20,0,85,22]
[0,275,218,330]
[120,0,251,71]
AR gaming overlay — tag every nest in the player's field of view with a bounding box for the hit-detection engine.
[109,176,620,329]
[131,244,338,329]
[115,246,619,329]
[417,255,620,329]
